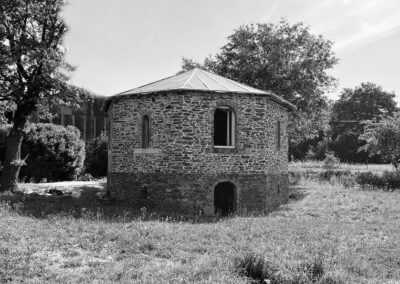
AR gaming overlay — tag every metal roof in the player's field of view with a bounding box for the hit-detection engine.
[104,68,296,111]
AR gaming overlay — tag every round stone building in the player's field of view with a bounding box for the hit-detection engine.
[104,68,295,216]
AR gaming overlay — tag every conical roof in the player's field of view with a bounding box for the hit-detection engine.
[104,68,295,111]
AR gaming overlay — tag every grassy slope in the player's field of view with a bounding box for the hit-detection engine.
[1,179,400,283]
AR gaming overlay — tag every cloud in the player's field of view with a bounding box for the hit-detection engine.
[326,0,400,51]
[261,0,400,52]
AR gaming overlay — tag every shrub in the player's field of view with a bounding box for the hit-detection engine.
[323,153,340,170]
[318,170,352,182]
[314,139,330,160]
[382,171,400,190]
[84,132,108,177]
[356,171,400,190]
[305,139,330,161]
[18,123,85,182]
[356,172,385,189]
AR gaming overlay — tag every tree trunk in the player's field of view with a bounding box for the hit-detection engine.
[0,109,28,192]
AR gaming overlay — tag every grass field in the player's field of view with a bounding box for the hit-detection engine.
[289,161,393,174]
[1,172,400,283]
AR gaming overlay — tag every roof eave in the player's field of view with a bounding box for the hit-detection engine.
[102,89,296,112]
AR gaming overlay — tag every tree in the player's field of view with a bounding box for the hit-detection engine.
[360,113,400,169]
[180,19,338,153]
[330,82,397,163]
[0,0,88,191]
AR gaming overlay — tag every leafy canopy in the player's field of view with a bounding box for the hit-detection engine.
[360,112,400,169]
[180,19,338,146]
[181,19,338,113]
[0,0,88,118]
[330,82,397,163]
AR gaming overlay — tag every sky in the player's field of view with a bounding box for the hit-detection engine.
[62,0,400,103]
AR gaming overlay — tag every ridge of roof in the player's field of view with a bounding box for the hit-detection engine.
[103,68,296,111]
[182,68,197,88]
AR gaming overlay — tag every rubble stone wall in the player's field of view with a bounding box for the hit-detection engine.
[108,91,290,215]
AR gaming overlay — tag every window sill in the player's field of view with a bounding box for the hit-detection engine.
[212,146,238,154]
[213,145,235,149]
[133,148,161,154]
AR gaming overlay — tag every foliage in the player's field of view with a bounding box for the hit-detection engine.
[297,133,330,161]
[0,123,85,182]
[177,58,204,74]
[0,0,88,112]
[359,112,400,169]
[330,83,397,163]
[0,0,90,191]
[84,132,108,178]
[181,19,338,149]
[323,153,340,170]
[183,19,337,112]
[356,171,400,191]
[20,123,85,182]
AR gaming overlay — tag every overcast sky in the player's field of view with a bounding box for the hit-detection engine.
[62,0,400,102]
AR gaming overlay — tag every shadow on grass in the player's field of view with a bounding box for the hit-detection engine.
[0,184,220,223]
[0,184,307,223]
[288,186,309,202]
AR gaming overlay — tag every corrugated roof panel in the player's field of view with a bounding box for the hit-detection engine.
[194,70,231,91]
[119,68,270,95]
[105,68,296,111]
[185,74,209,89]
[119,70,193,95]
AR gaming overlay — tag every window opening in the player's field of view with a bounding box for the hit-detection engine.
[214,107,235,146]
[142,115,150,148]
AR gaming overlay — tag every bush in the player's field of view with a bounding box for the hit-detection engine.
[318,170,352,182]
[356,171,400,190]
[323,153,340,170]
[305,139,330,161]
[19,123,85,182]
[382,171,400,190]
[84,132,108,177]
[356,172,386,189]
[0,123,85,182]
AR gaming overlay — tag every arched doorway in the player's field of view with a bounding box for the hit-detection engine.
[214,182,236,216]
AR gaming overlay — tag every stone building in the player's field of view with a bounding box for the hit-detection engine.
[104,68,295,215]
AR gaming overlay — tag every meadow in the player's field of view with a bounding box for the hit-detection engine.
[1,164,400,283]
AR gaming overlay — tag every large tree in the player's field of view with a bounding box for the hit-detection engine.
[0,0,87,191]
[360,112,400,169]
[330,82,397,163]
[180,19,338,152]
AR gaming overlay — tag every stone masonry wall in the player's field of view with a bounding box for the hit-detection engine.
[108,172,289,215]
[108,91,290,215]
